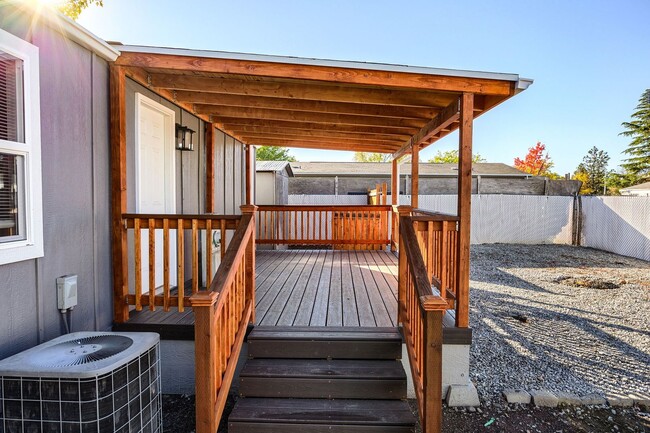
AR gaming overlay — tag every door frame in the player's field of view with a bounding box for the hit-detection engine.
[134,92,176,213]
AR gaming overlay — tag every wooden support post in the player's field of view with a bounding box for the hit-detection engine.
[391,159,400,252]
[423,309,444,433]
[192,292,219,433]
[205,123,215,213]
[245,144,253,205]
[396,205,412,325]
[241,204,257,323]
[411,145,419,209]
[110,65,129,323]
[456,92,473,328]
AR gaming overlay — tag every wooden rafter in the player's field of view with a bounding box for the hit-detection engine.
[197,105,426,129]
[174,91,440,119]
[117,52,514,95]
[392,99,461,160]
[238,131,402,145]
[225,125,411,142]
[220,119,418,136]
[243,137,399,153]
[148,73,456,108]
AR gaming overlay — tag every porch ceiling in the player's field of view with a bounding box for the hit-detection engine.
[114,45,531,156]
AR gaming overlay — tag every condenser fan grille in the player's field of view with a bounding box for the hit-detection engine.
[33,335,134,367]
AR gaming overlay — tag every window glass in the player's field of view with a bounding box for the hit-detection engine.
[0,152,25,242]
[0,52,24,143]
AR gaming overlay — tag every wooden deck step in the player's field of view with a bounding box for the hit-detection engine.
[239,359,407,399]
[247,326,402,360]
[228,398,416,433]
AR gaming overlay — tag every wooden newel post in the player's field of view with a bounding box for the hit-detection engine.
[423,306,444,433]
[241,204,257,323]
[396,206,412,325]
[191,291,219,433]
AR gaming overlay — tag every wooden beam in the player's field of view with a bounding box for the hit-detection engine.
[117,52,514,95]
[196,105,425,129]
[456,93,473,329]
[220,118,418,136]
[149,73,455,108]
[245,145,252,205]
[174,91,439,119]
[238,131,402,146]
[411,144,419,209]
[225,125,411,142]
[205,123,215,213]
[392,158,399,204]
[244,137,398,153]
[392,98,461,160]
[110,65,129,323]
[122,66,250,145]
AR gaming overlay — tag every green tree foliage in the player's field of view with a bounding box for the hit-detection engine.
[255,146,296,162]
[428,149,486,163]
[58,0,103,20]
[353,152,391,163]
[573,147,610,195]
[620,89,650,180]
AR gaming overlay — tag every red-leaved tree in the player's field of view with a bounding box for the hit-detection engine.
[514,142,556,176]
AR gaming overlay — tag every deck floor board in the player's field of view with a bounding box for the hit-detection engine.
[256,250,398,327]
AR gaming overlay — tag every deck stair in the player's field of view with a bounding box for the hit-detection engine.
[229,326,417,432]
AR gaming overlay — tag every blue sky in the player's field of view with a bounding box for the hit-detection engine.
[77,0,650,175]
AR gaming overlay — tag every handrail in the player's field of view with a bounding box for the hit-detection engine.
[399,214,447,433]
[412,208,460,221]
[190,205,257,433]
[256,204,391,249]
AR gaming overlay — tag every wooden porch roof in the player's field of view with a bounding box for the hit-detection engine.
[113,45,531,157]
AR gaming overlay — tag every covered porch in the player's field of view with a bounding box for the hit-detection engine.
[109,46,530,433]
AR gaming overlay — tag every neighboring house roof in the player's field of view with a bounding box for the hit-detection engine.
[256,161,294,176]
[621,181,650,192]
[288,162,529,178]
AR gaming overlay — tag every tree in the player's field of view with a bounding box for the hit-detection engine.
[255,146,296,162]
[620,89,650,180]
[573,147,610,195]
[428,149,486,163]
[513,142,559,177]
[353,152,391,163]
[58,0,103,20]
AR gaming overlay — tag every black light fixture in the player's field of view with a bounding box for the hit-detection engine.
[175,123,195,151]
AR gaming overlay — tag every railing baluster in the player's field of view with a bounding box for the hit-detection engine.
[134,218,142,311]
[163,218,170,312]
[192,219,199,294]
[148,218,156,311]
[178,218,185,312]
[206,218,213,289]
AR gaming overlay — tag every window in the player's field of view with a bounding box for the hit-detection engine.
[0,29,43,264]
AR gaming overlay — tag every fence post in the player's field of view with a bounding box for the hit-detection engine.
[397,206,412,325]
[241,205,257,323]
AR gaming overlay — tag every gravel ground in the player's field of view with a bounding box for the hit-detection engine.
[161,244,650,432]
[469,244,650,403]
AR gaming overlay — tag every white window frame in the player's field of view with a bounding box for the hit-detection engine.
[0,29,43,264]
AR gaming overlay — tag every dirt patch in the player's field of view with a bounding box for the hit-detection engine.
[554,276,621,290]
[161,395,650,433]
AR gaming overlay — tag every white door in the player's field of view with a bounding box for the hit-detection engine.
[135,94,177,293]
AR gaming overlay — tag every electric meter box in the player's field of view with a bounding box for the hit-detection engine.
[57,274,78,310]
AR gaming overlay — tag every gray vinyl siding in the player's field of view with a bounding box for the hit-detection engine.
[0,7,113,358]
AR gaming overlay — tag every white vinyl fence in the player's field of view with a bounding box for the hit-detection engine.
[287,194,650,261]
[580,196,650,261]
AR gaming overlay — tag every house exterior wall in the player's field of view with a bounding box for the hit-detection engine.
[213,130,246,215]
[0,8,113,358]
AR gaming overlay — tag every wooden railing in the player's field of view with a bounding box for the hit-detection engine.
[398,213,447,433]
[190,205,256,433]
[256,205,391,249]
[121,214,241,313]
[411,208,460,311]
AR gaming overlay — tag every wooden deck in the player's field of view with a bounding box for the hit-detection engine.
[114,249,470,344]
[255,250,399,327]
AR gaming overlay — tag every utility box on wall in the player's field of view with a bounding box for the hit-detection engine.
[56,274,78,311]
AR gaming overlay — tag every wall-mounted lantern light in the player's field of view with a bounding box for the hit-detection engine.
[175,123,195,151]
